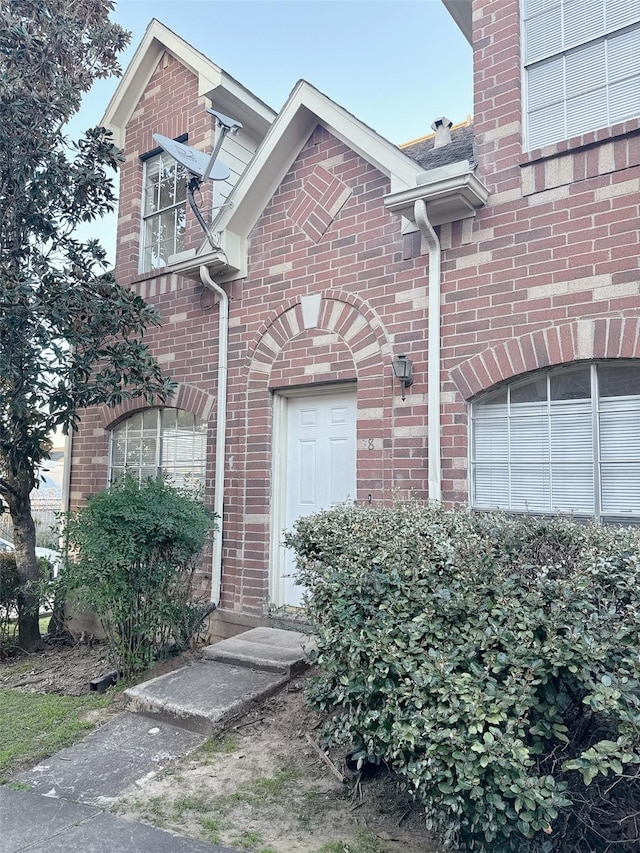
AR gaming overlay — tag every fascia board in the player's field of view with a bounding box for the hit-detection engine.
[101,21,223,148]
[217,81,423,248]
[383,170,489,225]
[211,74,276,138]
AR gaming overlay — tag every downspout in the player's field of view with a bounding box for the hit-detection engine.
[414,199,442,504]
[199,265,228,606]
[61,431,72,530]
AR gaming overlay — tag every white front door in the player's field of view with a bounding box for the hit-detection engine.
[277,388,357,607]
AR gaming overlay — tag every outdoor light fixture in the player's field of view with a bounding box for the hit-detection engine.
[392,354,414,401]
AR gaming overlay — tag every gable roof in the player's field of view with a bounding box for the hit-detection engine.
[169,81,488,282]
[206,80,425,275]
[101,19,276,148]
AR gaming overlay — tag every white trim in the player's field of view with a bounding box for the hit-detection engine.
[269,392,288,608]
[102,20,275,149]
[211,81,425,280]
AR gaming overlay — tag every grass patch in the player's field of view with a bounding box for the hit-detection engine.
[233,829,263,850]
[172,795,210,818]
[199,733,239,757]
[0,688,109,782]
[200,815,223,843]
[232,767,299,806]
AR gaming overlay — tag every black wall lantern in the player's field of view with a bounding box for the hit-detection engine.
[392,354,414,401]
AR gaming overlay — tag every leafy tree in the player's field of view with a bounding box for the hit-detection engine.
[0,0,175,650]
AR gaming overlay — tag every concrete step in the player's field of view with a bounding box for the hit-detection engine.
[124,660,288,735]
[202,626,312,676]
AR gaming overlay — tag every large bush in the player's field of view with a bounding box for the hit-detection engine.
[286,504,640,852]
[1,551,57,652]
[63,475,215,677]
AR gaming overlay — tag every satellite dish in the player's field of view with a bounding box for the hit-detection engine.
[152,109,242,252]
[153,134,230,182]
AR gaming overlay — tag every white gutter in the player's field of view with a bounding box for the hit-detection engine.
[199,265,228,605]
[414,199,442,504]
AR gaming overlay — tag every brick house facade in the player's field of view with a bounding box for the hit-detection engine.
[69,4,640,635]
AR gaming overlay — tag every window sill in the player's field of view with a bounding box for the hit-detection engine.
[519,117,640,167]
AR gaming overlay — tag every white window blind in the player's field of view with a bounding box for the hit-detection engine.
[471,362,640,521]
[110,409,207,488]
[523,0,640,149]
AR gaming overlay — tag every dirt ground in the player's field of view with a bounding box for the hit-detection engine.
[0,640,442,853]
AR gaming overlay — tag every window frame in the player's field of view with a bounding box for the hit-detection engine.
[139,136,188,274]
[470,361,640,524]
[108,408,207,489]
[521,0,640,150]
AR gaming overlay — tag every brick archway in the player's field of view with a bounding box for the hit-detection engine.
[99,382,216,430]
[450,318,640,401]
[220,293,395,613]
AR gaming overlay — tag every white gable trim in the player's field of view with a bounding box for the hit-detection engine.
[209,81,424,279]
[102,19,275,148]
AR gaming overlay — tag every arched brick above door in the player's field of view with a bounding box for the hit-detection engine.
[247,291,392,386]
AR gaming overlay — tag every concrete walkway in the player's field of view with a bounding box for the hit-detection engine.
[3,627,311,853]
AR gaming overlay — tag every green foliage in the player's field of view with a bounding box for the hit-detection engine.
[0,551,20,647]
[286,505,640,852]
[0,687,109,782]
[1,551,57,650]
[63,475,216,677]
[0,0,175,650]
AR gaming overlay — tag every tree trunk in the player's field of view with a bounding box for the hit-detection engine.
[9,490,42,651]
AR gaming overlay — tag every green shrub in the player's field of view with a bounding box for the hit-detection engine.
[0,552,55,650]
[285,504,640,852]
[63,475,216,677]
[0,551,20,648]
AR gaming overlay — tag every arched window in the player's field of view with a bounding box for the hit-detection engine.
[471,361,640,522]
[109,408,207,488]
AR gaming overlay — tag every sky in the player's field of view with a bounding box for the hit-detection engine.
[71,0,473,263]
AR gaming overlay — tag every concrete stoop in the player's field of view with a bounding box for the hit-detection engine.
[202,625,314,675]
[124,627,311,734]
[17,628,312,804]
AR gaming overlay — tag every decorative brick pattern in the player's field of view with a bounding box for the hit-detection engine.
[288,162,352,243]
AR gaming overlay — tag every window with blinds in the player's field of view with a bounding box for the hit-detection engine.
[522,0,640,149]
[471,362,640,522]
[109,409,207,488]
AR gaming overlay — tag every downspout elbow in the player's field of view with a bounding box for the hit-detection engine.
[414,200,442,504]
[199,265,228,607]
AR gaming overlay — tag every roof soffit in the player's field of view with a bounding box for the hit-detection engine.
[441,0,473,44]
[101,20,275,148]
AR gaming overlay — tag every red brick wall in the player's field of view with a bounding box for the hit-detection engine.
[220,125,434,611]
[435,0,640,503]
[70,65,436,612]
[70,9,640,613]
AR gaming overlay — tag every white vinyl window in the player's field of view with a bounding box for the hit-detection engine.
[471,362,640,522]
[140,149,187,272]
[523,0,640,149]
[109,409,207,488]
